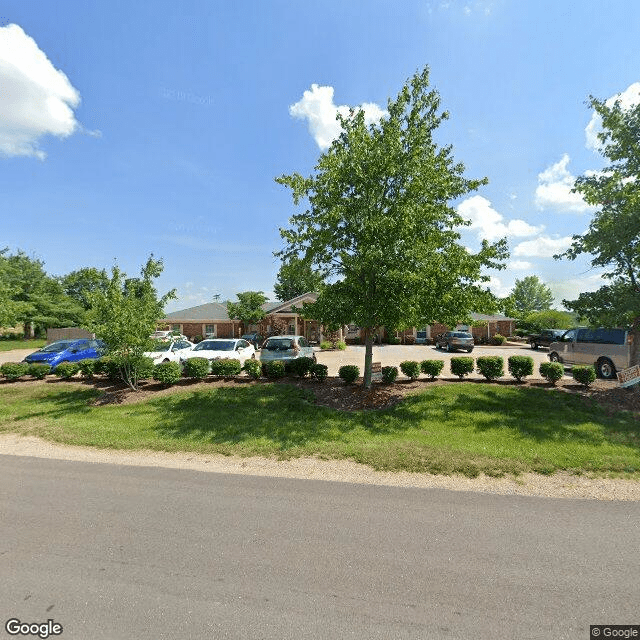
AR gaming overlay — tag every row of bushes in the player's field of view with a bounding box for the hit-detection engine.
[0,356,330,386]
[336,357,597,387]
[319,340,347,351]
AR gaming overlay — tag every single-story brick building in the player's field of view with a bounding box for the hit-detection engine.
[162,293,515,344]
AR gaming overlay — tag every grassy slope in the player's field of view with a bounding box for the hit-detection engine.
[0,339,45,352]
[0,381,638,477]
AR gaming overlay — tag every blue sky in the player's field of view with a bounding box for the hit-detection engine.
[1,0,639,313]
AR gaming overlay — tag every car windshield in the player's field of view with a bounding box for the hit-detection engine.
[453,332,472,338]
[194,340,235,351]
[150,341,172,352]
[40,341,74,353]
[264,339,294,351]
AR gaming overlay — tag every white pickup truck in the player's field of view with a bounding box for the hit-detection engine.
[548,327,631,379]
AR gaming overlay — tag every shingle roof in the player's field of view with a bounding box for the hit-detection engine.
[163,302,231,322]
[470,312,517,322]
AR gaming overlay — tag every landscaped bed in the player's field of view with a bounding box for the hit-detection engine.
[1,376,638,479]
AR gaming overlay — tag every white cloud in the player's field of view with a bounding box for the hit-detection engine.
[585,82,640,150]
[508,260,533,270]
[457,195,543,241]
[548,272,606,307]
[289,84,387,150]
[534,154,594,213]
[513,235,573,258]
[486,275,511,298]
[0,24,81,159]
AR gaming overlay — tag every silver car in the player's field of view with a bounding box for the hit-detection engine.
[548,327,631,379]
[259,335,316,364]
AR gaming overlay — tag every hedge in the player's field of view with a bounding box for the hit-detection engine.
[153,361,183,385]
[209,358,242,377]
[508,355,534,382]
[54,362,80,379]
[573,365,596,388]
[539,361,564,385]
[28,363,51,379]
[263,360,286,379]
[476,356,504,381]
[450,357,474,379]
[381,366,398,383]
[1,362,29,381]
[338,365,359,384]
[243,358,262,380]
[420,360,444,379]
[182,357,210,379]
[399,360,421,380]
[310,363,328,382]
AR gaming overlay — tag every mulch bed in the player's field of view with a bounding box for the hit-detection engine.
[4,374,640,416]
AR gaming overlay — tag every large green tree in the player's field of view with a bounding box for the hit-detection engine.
[274,257,325,301]
[84,256,175,390]
[226,291,268,331]
[0,248,84,335]
[60,267,110,310]
[558,93,640,368]
[506,275,554,318]
[276,67,507,387]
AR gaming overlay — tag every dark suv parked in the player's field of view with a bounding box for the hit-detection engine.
[528,329,566,350]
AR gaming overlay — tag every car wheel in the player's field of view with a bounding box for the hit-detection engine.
[163,358,170,363]
[549,352,561,363]
[531,342,538,350]
[596,358,616,380]
[467,348,473,353]
[446,343,451,352]
[251,354,256,360]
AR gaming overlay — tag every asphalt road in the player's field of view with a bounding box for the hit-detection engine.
[1,456,638,639]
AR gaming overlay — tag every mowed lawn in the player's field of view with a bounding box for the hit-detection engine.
[0,381,639,477]
[0,339,45,352]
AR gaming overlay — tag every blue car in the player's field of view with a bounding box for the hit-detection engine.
[23,339,106,369]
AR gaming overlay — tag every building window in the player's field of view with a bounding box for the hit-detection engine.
[416,327,427,340]
[205,324,216,337]
[288,323,296,335]
[171,324,181,332]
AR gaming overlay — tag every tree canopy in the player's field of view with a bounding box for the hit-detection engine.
[83,256,175,389]
[273,257,325,301]
[226,291,268,329]
[504,275,554,318]
[558,93,640,367]
[276,67,507,386]
[0,248,84,335]
[60,267,110,310]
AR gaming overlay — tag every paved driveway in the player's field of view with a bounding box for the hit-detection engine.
[0,348,38,365]
[315,343,558,379]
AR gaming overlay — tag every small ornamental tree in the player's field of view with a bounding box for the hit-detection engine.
[276,66,507,388]
[84,256,176,390]
[226,291,268,333]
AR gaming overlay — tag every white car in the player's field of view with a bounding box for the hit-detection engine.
[181,338,256,366]
[145,338,194,364]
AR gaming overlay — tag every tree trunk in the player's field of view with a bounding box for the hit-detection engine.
[631,317,640,394]
[363,327,373,389]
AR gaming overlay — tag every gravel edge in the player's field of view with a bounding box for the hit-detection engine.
[1,433,639,501]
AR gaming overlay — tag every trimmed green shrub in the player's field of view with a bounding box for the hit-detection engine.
[54,362,80,379]
[310,363,328,382]
[243,358,262,380]
[264,360,286,379]
[539,361,564,385]
[77,358,97,379]
[508,355,534,382]
[381,366,398,383]
[286,356,315,378]
[319,341,333,350]
[1,362,29,381]
[153,361,182,385]
[28,363,51,379]
[97,355,120,381]
[491,333,507,345]
[182,357,210,379]
[399,360,421,380]
[336,341,347,350]
[573,365,596,388]
[338,364,360,384]
[420,359,444,379]
[450,357,474,379]
[386,336,401,345]
[476,356,504,381]
[209,358,242,377]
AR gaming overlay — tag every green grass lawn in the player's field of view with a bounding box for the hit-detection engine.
[1,381,639,477]
[0,339,45,352]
